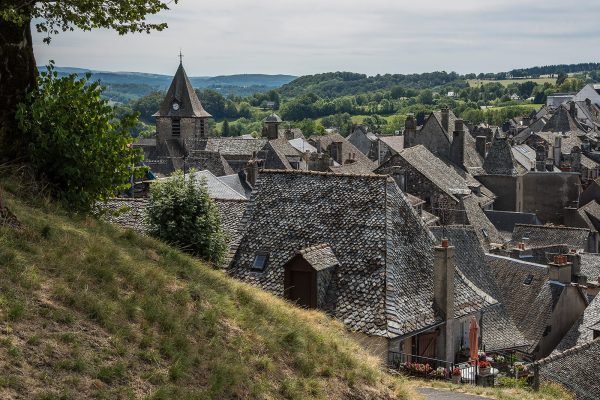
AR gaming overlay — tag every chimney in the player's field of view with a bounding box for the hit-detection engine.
[330,141,343,164]
[450,119,465,167]
[569,102,577,119]
[476,136,487,158]
[511,242,527,259]
[441,106,449,132]
[548,254,572,284]
[523,116,531,126]
[535,145,547,172]
[434,238,455,363]
[567,250,585,283]
[553,137,562,167]
[285,129,294,141]
[404,113,417,148]
[245,152,261,187]
[586,98,592,108]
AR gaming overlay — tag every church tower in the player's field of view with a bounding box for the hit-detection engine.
[154,57,212,148]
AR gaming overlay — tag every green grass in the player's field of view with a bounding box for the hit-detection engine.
[483,103,544,111]
[0,178,410,399]
[468,77,556,87]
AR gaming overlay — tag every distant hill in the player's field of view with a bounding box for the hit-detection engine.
[47,66,297,102]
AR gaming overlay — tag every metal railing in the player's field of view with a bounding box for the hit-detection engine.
[388,352,479,385]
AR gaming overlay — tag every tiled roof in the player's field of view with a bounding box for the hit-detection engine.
[541,104,583,133]
[577,200,600,232]
[278,128,305,140]
[214,199,249,259]
[298,244,339,271]
[261,141,293,170]
[154,63,211,118]
[536,338,600,400]
[483,136,522,176]
[228,170,440,338]
[512,224,591,249]
[309,133,376,171]
[554,295,600,353]
[218,172,252,199]
[264,113,282,123]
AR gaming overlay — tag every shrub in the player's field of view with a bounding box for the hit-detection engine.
[16,63,143,211]
[146,170,227,264]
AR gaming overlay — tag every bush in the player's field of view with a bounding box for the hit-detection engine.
[146,170,227,264]
[16,63,143,211]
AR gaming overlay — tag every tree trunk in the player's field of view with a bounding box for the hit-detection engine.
[0,7,37,162]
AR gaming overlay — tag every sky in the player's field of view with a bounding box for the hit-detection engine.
[32,0,600,77]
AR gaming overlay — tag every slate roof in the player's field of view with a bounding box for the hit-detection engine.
[577,200,600,232]
[379,135,405,154]
[511,144,537,172]
[309,133,376,171]
[483,136,522,176]
[278,128,305,140]
[184,170,247,200]
[536,338,600,400]
[298,244,339,271]
[203,137,268,157]
[288,138,317,153]
[100,198,149,233]
[214,199,249,258]
[430,110,485,174]
[461,194,506,250]
[541,104,583,133]
[187,150,235,177]
[512,224,591,250]
[228,170,494,338]
[261,141,293,170]
[154,63,211,118]
[484,210,542,234]
[380,145,471,201]
[554,294,600,353]
[264,113,282,123]
[228,170,436,337]
[579,253,600,282]
[485,254,559,353]
[218,172,253,199]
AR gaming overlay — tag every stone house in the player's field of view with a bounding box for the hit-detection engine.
[347,125,379,161]
[227,170,496,363]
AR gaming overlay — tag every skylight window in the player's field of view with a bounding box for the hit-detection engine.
[252,253,269,271]
[523,274,534,285]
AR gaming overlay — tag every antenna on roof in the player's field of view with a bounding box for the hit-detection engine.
[179,49,184,65]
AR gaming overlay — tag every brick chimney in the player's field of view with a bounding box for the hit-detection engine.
[450,119,465,167]
[441,106,449,132]
[404,113,417,148]
[476,136,487,158]
[434,238,455,362]
[548,254,572,284]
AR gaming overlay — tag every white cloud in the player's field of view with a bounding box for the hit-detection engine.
[32,0,600,76]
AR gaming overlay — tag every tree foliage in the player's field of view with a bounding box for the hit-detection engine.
[16,64,143,210]
[146,170,227,265]
[1,0,177,43]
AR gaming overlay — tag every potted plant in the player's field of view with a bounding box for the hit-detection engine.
[478,360,491,375]
[451,367,461,384]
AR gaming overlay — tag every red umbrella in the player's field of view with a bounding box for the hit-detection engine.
[469,316,479,364]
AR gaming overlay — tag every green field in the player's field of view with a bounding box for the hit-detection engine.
[468,77,556,87]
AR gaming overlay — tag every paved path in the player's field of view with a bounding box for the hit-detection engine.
[417,387,490,400]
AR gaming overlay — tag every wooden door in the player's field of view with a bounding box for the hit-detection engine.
[288,270,312,308]
[417,332,437,358]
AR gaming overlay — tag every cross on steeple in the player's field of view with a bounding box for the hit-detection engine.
[178,49,184,65]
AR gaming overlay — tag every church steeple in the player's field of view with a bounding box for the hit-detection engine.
[154,60,211,119]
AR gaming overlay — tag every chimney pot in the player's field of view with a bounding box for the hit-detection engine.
[441,238,449,248]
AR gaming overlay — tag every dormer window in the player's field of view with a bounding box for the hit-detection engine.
[172,118,181,137]
[252,252,269,271]
[523,274,534,285]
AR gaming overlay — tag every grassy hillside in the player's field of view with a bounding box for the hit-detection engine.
[467,78,556,87]
[0,182,407,400]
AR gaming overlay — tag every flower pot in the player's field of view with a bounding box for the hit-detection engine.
[451,375,461,384]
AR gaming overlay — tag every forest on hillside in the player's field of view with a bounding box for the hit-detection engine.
[108,62,600,138]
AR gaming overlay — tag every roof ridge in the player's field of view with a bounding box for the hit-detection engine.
[298,243,330,254]
[514,223,591,232]
[259,169,383,179]
[535,337,600,366]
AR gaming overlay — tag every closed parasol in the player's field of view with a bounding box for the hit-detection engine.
[469,316,479,364]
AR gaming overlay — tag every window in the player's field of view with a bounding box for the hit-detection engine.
[542,325,552,337]
[481,228,489,239]
[523,274,534,285]
[252,252,269,271]
[172,119,181,137]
